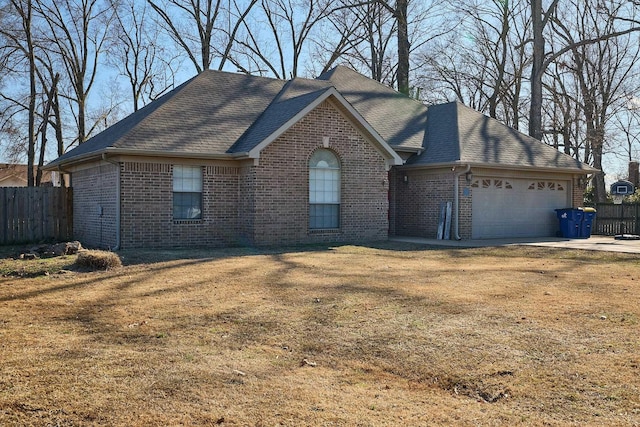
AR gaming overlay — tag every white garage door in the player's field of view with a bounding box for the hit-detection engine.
[471,178,570,239]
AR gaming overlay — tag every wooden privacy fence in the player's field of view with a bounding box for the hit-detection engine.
[1,187,73,245]
[589,203,640,236]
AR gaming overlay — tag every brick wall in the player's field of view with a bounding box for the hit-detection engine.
[237,164,256,245]
[394,169,450,239]
[71,100,391,248]
[119,162,240,248]
[72,162,118,248]
[392,169,472,239]
[458,174,473,239]
[388,169,397,236]
[251,100,390,246]
[572,176,586,207]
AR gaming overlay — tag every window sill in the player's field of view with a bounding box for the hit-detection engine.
[173,219,203,225]
[309,228,341,235]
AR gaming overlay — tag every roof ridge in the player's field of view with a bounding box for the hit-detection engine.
[274,76,333,102]
[321,65,428,109]
[226,77,298,153]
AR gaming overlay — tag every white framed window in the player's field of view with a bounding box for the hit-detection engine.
[173,165,202,220]
[309,149,340,229]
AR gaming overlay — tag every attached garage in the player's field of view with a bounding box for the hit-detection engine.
[391,101,596,240]
[471,177,570,238]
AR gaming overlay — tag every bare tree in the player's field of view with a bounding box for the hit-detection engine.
[610,98,640,164]
[419,32,489,108]
[310,0,445,93]
[228,0,333,78]
[550,0,640,202]
[372,0,445,95]
[528,0,558,141]
[527,0,640,143]
[544,60,582,158]
[147,0,257,74]
[36,0,114,144]
[419,0,529,128]
[35,72,59,185]
[36,49,65,157]
[1,0,39,185]
[304,0,397,82]
[108,0,177,111]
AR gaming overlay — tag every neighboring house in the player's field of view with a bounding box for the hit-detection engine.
[44,66,596,249]
[0,163,60,187]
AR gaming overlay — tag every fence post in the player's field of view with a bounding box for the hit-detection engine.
[0,188,6,244]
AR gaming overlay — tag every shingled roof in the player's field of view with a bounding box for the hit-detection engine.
[47,71,288,167]
[407,101,597,172]
[46,67,403,169]
[46,66,593,174]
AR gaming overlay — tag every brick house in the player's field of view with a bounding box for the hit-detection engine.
[45,67,596,249]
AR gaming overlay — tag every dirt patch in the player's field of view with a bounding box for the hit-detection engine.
[1,243,639,425]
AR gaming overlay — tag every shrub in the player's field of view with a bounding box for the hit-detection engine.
[75,250,122,270]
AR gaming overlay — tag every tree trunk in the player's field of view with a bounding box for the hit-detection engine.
[53,89,64,156]
[529,0,544,141]
[36,75,58,186]
[26,0,36,187]
[488,1,510,119]
[396,0,409,95]
[78,93,86,143]
[591,141,606,203]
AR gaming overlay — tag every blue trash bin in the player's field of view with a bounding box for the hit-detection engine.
[555,208,583,238]
[580,207,597,238]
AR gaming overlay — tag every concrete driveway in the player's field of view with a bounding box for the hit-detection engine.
[390,235,640,254]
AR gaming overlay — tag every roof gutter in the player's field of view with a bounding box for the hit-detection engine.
[102,153,121,251]
[391,145,425,155]
[103,147,248,159]
[399,160,598,174]
[44,149,246,171]
[453,164,471,241]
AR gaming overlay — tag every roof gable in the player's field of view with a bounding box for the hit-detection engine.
[229,78,333,154]
[318,66,427,151]
[235,80,402,166]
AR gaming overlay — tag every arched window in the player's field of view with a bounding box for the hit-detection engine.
[309,149,340,229]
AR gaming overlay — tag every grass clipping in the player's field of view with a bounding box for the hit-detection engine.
[75,250,122,270]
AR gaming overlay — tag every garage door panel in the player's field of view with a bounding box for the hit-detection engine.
[471,178,569,239]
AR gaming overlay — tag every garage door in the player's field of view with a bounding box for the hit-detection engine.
[471,178,569,238]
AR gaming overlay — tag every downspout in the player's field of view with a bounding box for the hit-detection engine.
[453,164,471,241]
[102,153,121,250]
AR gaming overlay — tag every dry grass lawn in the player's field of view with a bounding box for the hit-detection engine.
[1,242,639,426]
